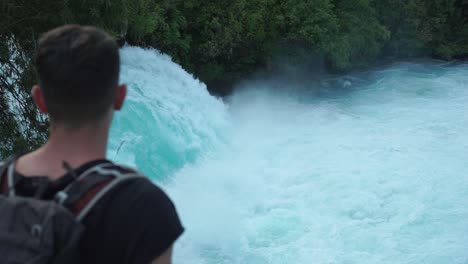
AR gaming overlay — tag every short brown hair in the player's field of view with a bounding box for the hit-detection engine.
[35,25,120,126]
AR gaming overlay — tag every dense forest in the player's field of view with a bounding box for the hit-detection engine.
[1,0,467,157]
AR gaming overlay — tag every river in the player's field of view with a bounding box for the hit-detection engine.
[109,46,468,264]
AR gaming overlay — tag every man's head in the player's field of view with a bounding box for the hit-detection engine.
[34,25,126,128]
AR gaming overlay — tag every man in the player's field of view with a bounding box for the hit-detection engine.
[4,25,184,263]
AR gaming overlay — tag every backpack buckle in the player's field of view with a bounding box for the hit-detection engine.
[55,191,68,205]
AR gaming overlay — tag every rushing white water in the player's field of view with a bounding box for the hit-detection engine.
[110,47,468,264]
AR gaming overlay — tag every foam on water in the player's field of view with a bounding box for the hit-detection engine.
[109,47,229,179]
[110,47,468,263]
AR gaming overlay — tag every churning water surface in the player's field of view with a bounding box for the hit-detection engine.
[109,47,468,264]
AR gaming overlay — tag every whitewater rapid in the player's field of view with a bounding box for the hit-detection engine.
[109,47,468,264]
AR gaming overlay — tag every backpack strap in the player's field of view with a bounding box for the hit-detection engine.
[76,174,140,221]
[55,163,143,222]
[0,160,7,194]
[0,155,21,196]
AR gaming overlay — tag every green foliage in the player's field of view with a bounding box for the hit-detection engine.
[374,0,468,59]
[427,0,468,59]
[277,0,337,46]
[130,1,190,63]
[327,0,390,70]
[137,0,465,79]
[179,0,277,84]
[374,0,432,57]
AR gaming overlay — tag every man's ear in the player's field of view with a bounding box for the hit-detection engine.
[114,84,127,110]
[31,85,48,113]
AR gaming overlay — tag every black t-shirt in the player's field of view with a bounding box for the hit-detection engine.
[9,160,184,264]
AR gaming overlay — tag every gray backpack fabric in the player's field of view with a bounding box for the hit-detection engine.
[0,156,141,264]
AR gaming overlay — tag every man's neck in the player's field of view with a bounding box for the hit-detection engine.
[16,125,110,180]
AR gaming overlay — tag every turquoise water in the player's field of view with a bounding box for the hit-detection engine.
[109,47,468,263]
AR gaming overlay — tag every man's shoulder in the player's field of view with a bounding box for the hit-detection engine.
[84,162,181,227]
[100,166,178,217]
[112,172,176,210]
[80,166,184,263]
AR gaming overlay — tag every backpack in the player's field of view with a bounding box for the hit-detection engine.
[0,155,142,264]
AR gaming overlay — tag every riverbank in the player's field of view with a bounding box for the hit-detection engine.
[1,0,467,156]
